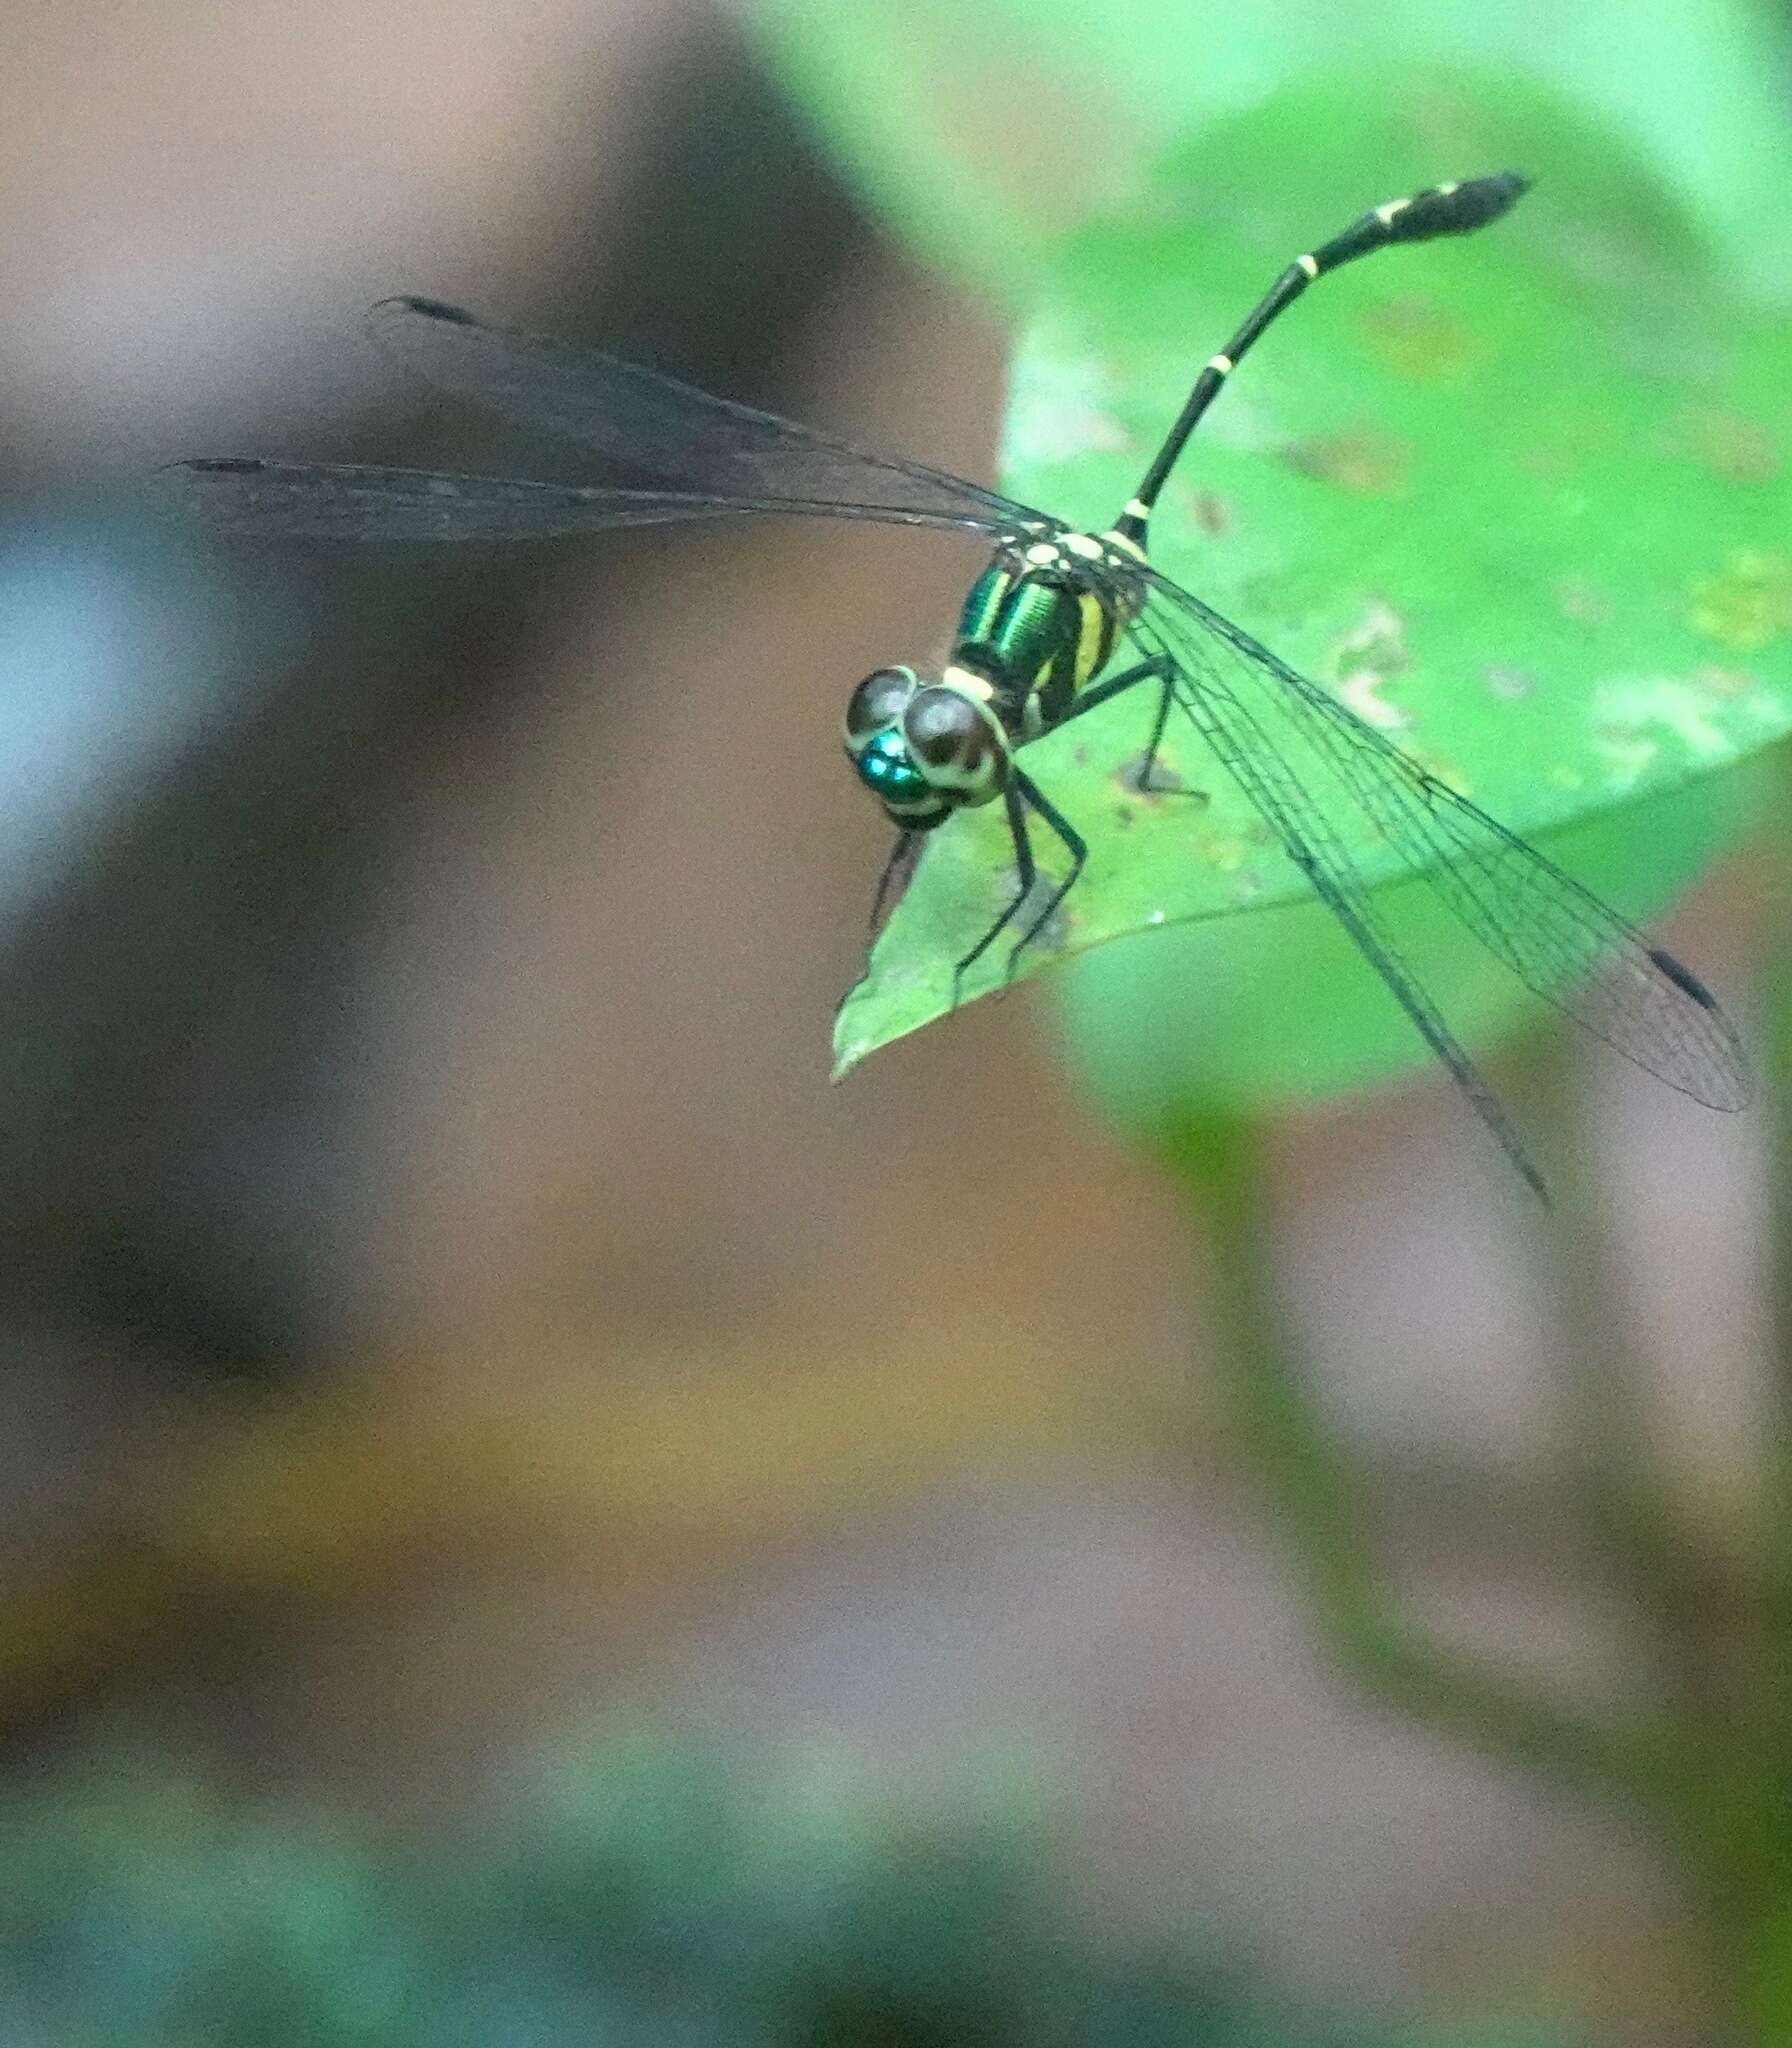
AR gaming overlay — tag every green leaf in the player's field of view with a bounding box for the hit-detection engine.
[745,0,1792,301]
[833,82,1786,1101]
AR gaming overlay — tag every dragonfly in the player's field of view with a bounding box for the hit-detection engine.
[156,172,1750,1201]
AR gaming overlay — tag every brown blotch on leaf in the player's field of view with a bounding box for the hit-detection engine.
[1358,294,1480,380]
[1283,428,1410,496]
[1190,489,1231,535]
[1116,751,1203,801]
[1673,406,1780,486]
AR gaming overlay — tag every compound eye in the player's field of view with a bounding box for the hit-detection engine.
[843,665,918,746]
[903,685,1005,799]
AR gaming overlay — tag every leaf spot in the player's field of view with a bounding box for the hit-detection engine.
[1672,406,1780,486]
[1357,294,1480,379]
[1688,548,1792,651]
[1482,663,1536,699]
[1325,600,1411,730]
[1282,427,1409,496]
[1590,673,1759,791]
[1555,578,1612,628]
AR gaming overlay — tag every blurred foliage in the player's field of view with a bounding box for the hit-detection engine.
[744,0,1792,300]
[0,1726,1563,2047]
[833,78,1787,1101]
[759,8,1792,2041]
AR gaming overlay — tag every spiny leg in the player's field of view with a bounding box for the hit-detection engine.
[834,828,917,1017]
[1003,767,1087,978]
[1110,172,1527,551]
[867,827,919,938]
[1058,652,1193,795]
[983,656,1190,982]
[952,663,1188,994]
[951,781,1039,1005]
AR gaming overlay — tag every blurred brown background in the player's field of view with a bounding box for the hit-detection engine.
[0,3,1766,2039]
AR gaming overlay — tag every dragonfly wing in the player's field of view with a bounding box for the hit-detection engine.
[151,459,1023,544]
[1125,587,1550,1198]
[367,296,1044,532]
[1134,569,1751,1114]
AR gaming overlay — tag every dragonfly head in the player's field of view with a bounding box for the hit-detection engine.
[843,664,1008,829]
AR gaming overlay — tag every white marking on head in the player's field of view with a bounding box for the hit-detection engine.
[942,663,996,701]
[1063,532,1104,560]
[1024,541,1060,566]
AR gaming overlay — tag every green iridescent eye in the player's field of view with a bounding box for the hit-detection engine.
[854,727,930,805]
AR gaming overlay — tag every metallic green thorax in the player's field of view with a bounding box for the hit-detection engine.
[953,559,1114,730]
[954,560,1015,648]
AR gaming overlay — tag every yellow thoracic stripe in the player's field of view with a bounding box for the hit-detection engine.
[1073,590,1111,686]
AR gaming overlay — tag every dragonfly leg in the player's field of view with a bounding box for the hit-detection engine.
[1065,653,1174,720]
[867,828,919,938]
[833,830,918,1018]
[1003,767,1087,979]
[1063,653,1196,795]
[951,782,1040,1005]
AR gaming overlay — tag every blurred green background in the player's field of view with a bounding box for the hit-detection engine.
[0,0,1787,2042]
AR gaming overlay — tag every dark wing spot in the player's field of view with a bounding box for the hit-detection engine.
[1648,946,1721,1012]
[387,294,477,325]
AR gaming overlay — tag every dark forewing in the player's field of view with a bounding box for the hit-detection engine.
[1133,567,1751,1114]
[367,295,1039,530]
[151,459,1024,544]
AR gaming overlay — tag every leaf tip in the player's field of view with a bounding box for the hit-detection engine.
[830,1009,871,1082]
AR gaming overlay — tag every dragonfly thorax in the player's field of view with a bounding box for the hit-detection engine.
[842,663,1010,828]
[954,536,1136,736]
